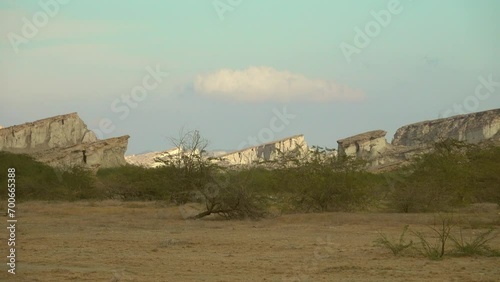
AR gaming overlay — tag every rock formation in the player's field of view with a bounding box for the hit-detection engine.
[219,134,308,166]
[338,108,500,171]
[126,147,187,168]
[0,113,129,170]
[125,149,227,168]
[337,130,388,166]
[393,108,500,146]
[125,135,308,168]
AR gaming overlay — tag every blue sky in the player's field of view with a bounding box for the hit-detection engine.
[1,0,499,154]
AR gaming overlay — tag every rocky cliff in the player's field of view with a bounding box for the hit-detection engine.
[0,113,129,170]
[338,108,500,172]
[392,109,500,147]
[337,130,388,166]
[220,134,308,166]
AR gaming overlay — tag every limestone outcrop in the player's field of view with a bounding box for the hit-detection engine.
[219,134,308,166]
[0,113,129,170]
[393,108,500,146]
[337,130,388,166]
[338,108,500,172]
[125,135,308,168]
[126,149,227,168]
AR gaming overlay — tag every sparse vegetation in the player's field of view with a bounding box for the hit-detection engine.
[375,214,500,259]
[375,225,413,255]
[413,215,454,260]
[450,227,499,257]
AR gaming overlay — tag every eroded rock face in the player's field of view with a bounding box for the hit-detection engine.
[337,108,500,172]
[220,134,308,165]
[393,109,500,147]
[0,113,97,153]
[337,130,388,163]
[125,147,199,168]
[0,113,129,170]
[32,136,129,169]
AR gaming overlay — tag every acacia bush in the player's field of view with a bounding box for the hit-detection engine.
[388,140,476,212]
[467,144,500,205]
[262,146,381,212]
[96,165,177,200]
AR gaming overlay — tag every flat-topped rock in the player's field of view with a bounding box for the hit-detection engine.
[337,130,387,146]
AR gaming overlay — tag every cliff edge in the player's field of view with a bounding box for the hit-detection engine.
[0,113,129,170]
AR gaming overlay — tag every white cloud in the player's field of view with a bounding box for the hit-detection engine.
[194,66,364,102]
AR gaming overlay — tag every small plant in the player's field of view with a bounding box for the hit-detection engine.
[450,227,499,257]
[412,231,443,260]
[375,225,413,255]
[412,214,454,260]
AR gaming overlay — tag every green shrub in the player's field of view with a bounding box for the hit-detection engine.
[387,140,484,212]
[450,227,499,257]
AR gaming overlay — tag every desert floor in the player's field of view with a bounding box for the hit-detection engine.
[1,201,499,282]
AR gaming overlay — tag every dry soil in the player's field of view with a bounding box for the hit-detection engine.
[1,201,499,281]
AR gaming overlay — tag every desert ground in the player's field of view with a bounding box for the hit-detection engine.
[1,201,499,282]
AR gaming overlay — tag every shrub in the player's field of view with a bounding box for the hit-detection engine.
[388,140,478,212]
[0,151,98,201]
[411,215,454,260]
[374,225,413,255]
[450,227,499,257]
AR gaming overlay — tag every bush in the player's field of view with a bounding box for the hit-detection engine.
[375,225,413,255]
[0,151,98,201]
[272,149,378,212]
[450,227,499,257]
[96,165,175,200]
[388,140,480,212]
[375,215,500,259]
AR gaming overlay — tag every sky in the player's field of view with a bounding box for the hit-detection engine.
[1,0,499,155]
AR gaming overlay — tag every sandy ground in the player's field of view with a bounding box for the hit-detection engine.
[1,201,499,282]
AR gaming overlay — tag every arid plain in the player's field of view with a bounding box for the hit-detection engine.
[1,201,499,281]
